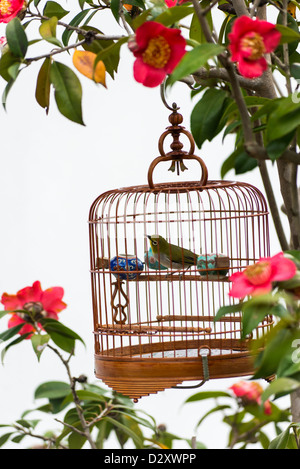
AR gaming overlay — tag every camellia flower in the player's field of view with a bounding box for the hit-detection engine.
[165,0,190,7]
[0,0,25,23]
[230,380,272,415]
[0,36,7,54]
[1,281,67,338]
[229,252,296,298]
[128,21,186,88]
[228,15,281,78]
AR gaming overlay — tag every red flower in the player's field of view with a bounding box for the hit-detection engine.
[228,15,281,78]
[229,252,297,298]
[128,21,186,87]
[165,0,190,7]
[1,281,67,338]
[230,380,272,415]
[0,0,25,23]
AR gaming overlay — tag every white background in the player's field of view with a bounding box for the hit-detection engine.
[0,1,289,449]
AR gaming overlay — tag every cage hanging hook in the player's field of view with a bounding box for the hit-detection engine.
[160,81,180,112]
[172,349,210,390]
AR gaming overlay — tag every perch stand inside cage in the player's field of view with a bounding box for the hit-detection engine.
[89,108,272,401]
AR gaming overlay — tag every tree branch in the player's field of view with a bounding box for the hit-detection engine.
[26,39,87,64]
[26,11,125,42]
[192,66,265,92]
[13,423,68,449]
[231,0,250,17]
[46,344,97,449]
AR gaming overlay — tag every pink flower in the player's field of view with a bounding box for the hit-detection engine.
[165,0,190,7]
[1,281,67,338]
[0,0,25,23]
[230,381,272,415]
[228,15,281,78]
[229,252,296,298]
[128,21,186,88]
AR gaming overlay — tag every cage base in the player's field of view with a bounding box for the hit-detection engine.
[94,348,255,400]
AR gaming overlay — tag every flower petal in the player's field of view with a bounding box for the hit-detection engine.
[228,272,255,298]
[41,287,66,313]
[133,58,166,87]
[135,21,165,52]
[1,293,21,311]
[269,252,297,282]
[0,0,24,23]
[8,314,34,338]
[161,28,186,73]
[237,56,267,78]
[17,280,43,305]
[262,29,281,53]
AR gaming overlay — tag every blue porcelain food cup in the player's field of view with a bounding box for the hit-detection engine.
[110,254,144,280]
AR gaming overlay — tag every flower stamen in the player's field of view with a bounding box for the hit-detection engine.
[0,0,13,15]
[240,32,266,60]
[244,261,272,285]
[142,36,171,69]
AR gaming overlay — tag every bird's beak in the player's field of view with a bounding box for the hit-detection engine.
[145,234,151,240]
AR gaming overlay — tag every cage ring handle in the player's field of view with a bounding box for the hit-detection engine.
[148,153,208,190]
[158,128,196,157]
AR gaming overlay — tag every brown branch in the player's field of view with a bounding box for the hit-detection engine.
[231,0,250,17]
[13,423,68,449]
[46,344,97,449]
[26,39,87,64]
[192,66,265,92]
[26,11,125,42]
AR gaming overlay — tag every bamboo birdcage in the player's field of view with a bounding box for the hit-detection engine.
[89,108,272,401]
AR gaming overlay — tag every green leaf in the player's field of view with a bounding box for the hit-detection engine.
[68,431,87,449]
[214,302,244,322]
[0,324,24,342]
[0,311,8,320]
[111,0,121,23]
[276,23,300,43]
[0,433,14,448]
[185,391,231,403]
[39,16,62,47]
[6,18,28,58]
[41,318,84,344]
[92,36,128,79]
[234,148,257,175]
[50,61,85,125]
[61,390,107,407]
[266,131,295,161]
[154,5,193,26]
[190,2,213,44]
[291,63,300,79]
[221,145,257,178]
[34,381,71,400]
[196,404,232,428]
[0,51,21,82]
[269,426,291,449]
[168,43,224,86]
[241,302,274,338]
[31,333,50,361]
[61,9,91,46]
[103,416,144,448]
[266,97,300,141]
[253,324,300,379]
[35,57,51,113]
[1,333,31,363]
[43,1,69,19]
[191,88,228,148]
[262,378,300,403]
[2,78,16,110]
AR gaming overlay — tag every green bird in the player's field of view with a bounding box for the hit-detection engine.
[147,235,198,270]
